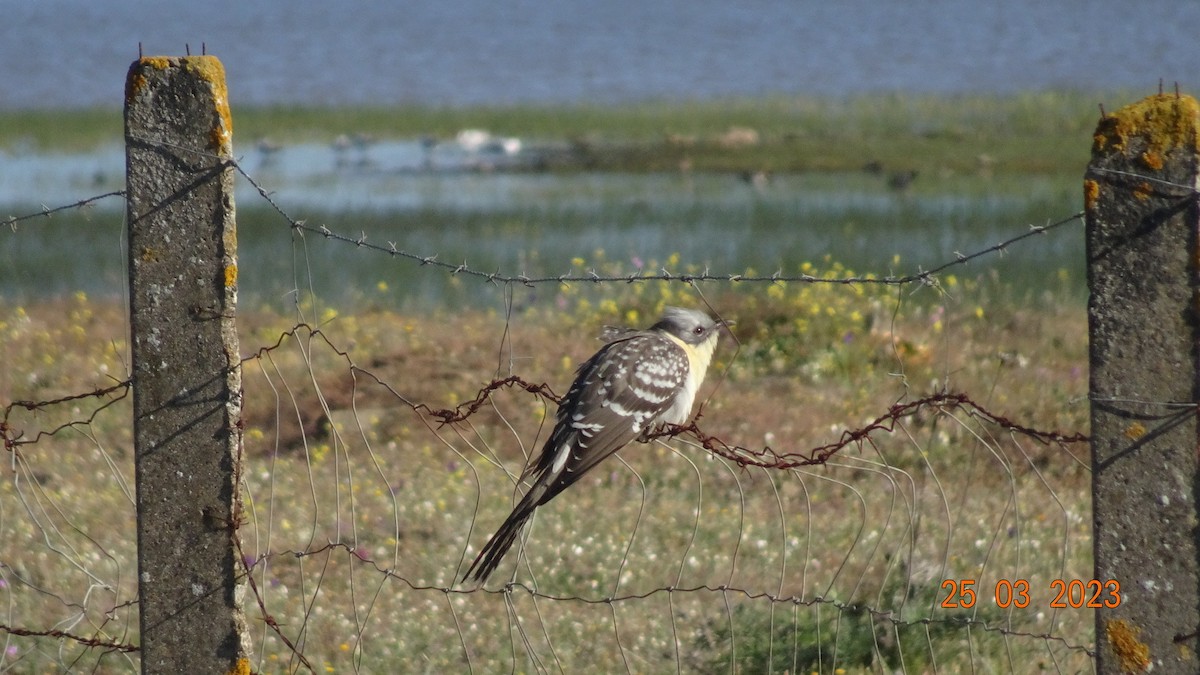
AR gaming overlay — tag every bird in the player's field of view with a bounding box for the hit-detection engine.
[461,306,732,584]
[887,169,919,192]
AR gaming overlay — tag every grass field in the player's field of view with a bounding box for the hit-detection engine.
[1,263,1093,672]
[0,91,1104,671]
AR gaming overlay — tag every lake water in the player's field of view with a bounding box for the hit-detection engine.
[1,0,1197,109]
[0,139,1083,309]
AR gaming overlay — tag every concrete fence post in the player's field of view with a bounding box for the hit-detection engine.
[1087,93,1200,673]
[125,55,250,673]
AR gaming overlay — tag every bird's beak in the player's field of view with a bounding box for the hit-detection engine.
[717,318,736,337]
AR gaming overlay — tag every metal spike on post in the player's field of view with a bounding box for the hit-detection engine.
[1086,93,1200,673]
[125,55,250,673]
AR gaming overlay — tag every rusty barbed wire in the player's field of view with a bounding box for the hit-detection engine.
[2,381,130,453]
[232,536,315,673]
[676,390,1088,469]
[241,323,1087,467]
[0,621,138,653]
[238,322,1088,463]
[412,373,1087,470]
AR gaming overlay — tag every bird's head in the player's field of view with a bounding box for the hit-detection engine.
[652,306,734,346]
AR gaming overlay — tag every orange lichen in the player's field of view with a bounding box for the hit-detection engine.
[1123,421,1147,440]
[125,72,147,103]
[1084,179,1100,211]
[224,657,251,675]
[125,56,173,102]
[140,56,172,70]
[224,264,238,288]
[1132,182,1153,201]
[1093,94,1200,162]
[1105,619,1150,673]
[124,56,232,153]
[181,56,233,152]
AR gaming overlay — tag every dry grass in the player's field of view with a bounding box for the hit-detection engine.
[0,264,1092,672]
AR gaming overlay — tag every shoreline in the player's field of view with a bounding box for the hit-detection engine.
[0,89,1132,175]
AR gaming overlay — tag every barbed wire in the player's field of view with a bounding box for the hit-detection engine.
[3,191,126,231]
[421,375,1087,468]
[676,391,1088,469]
[0,149,1090,292]
[2,382,130,453]
[0,621,138,654]
[258,324,1086,473]
[8,145,1189,294]
[230,159,1085,288]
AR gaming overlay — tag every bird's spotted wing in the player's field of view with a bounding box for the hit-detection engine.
[525,333,689,505]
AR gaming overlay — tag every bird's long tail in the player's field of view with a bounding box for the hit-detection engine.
[461,491,540,584]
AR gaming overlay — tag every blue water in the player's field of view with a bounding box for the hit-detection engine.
[2,0,1197,109]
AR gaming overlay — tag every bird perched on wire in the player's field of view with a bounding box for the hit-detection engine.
[461,306,732,584]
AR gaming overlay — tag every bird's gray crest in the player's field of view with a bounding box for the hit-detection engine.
[652,306,725,345]
[600,306,725,345]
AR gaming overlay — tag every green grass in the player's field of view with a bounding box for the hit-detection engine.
[0,108,122,152]
[0,89,1130,175]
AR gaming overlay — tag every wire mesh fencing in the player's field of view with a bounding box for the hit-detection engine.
[2,147,1098,672]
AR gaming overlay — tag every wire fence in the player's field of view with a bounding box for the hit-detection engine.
[225,200,1097,674]
[2,59,1149,673]
[1,155,1097,674]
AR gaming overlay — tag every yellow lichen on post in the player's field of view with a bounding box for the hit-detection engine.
[1084,178,1100,211]
[224,264,238,288]
[125,56,173,102]
[1104,619,1151,673]
[139,56,173,70]
[125,55,232,153]
[1123,421,1147,440]
[125,73,147,103]
[1092,93,1200,164]
[181,56,233,153]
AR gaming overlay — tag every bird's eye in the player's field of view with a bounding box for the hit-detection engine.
[693,326,705,335]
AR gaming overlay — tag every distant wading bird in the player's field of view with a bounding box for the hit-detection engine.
[461,306,732,584]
